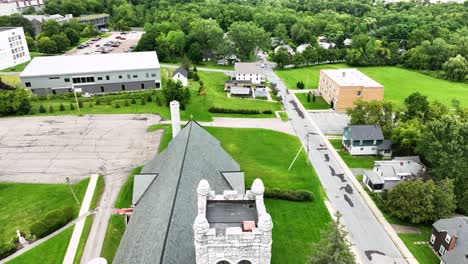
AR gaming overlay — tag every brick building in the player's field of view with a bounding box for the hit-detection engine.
[318,68,384,112]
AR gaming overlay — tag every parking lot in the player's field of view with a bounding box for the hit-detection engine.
[0,114,161,184]
[66,31,143,56]
[308,111,350,135]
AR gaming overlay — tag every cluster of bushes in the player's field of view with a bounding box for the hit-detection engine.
[264,188,314,202]
[296,81,305,89]
[0,242,16,259]
[30,207,74,239]
[208,107,273,115]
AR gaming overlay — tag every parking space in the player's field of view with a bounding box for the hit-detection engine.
[0,114,161,184]
[66,31,143,56]
[308,111,350,135]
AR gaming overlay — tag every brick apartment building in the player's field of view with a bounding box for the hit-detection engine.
[318,68,384,112]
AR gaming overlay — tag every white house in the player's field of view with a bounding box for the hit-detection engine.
[171,66,188,87]
[342,125,392,157]
[0,27,30,71]
[20,51,161,95]
[296,43,311,53]
[274,44,295,55]
[363,156,425,192]
[234,62,265,85]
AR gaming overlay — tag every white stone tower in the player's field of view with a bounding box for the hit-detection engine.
[170,100,181,138]
[193,179,273,264]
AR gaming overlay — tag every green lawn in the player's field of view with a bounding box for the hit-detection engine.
[278,111,289,121]
[205,127,331,263]
[162,61,234,70]
[276,64,468,106]
[0,179,90,246]
[100,215,126,263]
[0,74,22,87]
[295,92,330,110]
[329,139,378,169]
[399,226,439,264]
[7,226,74,264]
[114,167,142,209]
[90,176,105,209]
[19,71,281,122]
[73,216,93,264]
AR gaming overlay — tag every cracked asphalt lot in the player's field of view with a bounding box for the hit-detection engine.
[0,114,161,184]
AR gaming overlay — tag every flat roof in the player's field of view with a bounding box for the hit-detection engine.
[321,68,383,88]
[0,27,18,32]
[235,62,263,75]
[20,51,160,77]
[207,200,257,233]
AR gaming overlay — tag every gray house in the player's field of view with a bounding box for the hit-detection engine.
[20,51,161,95]
[114,121,246,263]
[342,125,392,157]
[430,217,468,264]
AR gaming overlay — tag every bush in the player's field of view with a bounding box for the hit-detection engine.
[156,96,162,106]
[208,107,260,114]
[59,103,65,111]
[95,98,101,105]
[70,103,75,111]
[106,99,112,106]
[78,100,83,108]
[307,92,311,102]
[89,102,93,108]
[39,105,46,113]
[264,188,314,201]
[141,98,146,105]
[48,105,54,113]
[262,110,273,114]
[193,72,199,81]
[44,210,67,233]
[147,95,152,102]
[62,206,74,222]
[0,242,16,259]
[115,102,121,108]
[296,81,305,89]
[30,221,48,238]
[131,98,136,104]
[124,100,130,107]
[312,93,316,102]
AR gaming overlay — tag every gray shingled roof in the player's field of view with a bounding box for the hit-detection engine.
[172,66,188,78]
[230,87,251,95]
[364,170,384,185]
[348,125,384,140]
[113,121,244,264]
[435,217,468,264]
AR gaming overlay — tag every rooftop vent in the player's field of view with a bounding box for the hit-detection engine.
[342,71,346,78]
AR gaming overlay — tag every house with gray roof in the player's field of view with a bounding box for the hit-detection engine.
[234,62,265,84]
[114,120,248,264]
[362,156,425,192]
[171,66,188,86]
[342,125,392,157]
[430,217,468,264]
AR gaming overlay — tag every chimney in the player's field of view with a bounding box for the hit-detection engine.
[170,100,181,138]
[342,71,346,78]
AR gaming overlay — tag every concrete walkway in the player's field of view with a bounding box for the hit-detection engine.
[0,211,94,264]
[63,174,99,264]
[160,117,295,136]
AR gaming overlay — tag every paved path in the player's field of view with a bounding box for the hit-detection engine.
[265,62,416,263]
[160,117,295,136]
[0,211,93,264]
[64,174,99,264]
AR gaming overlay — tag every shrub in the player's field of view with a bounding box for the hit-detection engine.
[89,102,93,108]
[30,221,48,238]
[141,98,146,105]
[296,81,305,89]
[262,110,273,114]
[264,188,314,202]
[78,100,83,108]
[0,242,16,259]
[115,102,121,108]
[307,92,311,102]
[131,98,136,104]
[48,105,54,113]
[95,98,101,105]
[28,107,35,115]
[62,206,74,222]
[208,107,260,114]
[70,103,75,111]
[312,93,316,102]
[44,210,67,233]
[124,100,130,107]
[39,104,46,113]
[147,95,152,102]
[156,96,162,106]
[59,103,65,111]
[106,99,112,106]
[193,72,199,81]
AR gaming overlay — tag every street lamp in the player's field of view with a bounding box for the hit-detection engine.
[66,177,80,206]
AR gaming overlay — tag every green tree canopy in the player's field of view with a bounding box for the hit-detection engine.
[442,55,468,82]
[228,21,269,60]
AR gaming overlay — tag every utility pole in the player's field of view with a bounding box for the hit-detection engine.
[66,177,80,206]
[72,83,81,112]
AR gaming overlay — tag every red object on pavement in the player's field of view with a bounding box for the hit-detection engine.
[242,221,256,232]
[115,208,134,215]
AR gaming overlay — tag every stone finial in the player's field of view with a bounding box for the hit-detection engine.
[251,178,265,196]
[170,100,181,138]
[193,215,210,234]
[258,213,273,232]
[197,179,211,196]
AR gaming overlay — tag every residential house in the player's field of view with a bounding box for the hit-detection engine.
[343,38,353,46]
[430,217,468,264]
[234,62,265,84]
[0,27,30,71]
[171,66,188,86]
[317,36,336,49]
[20,51,161,95]
[115,105,273,263]
[274,44,295,56]
[24,14,73,34]
[296,43,311,53]
[318,68,384,111]
[342,125,392,156]
[363,156,425,192]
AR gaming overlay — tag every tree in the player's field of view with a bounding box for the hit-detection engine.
[271,48,290,69]
[188,19,224,59]
[25,36,36,52]
[296,81,305,89]
[187,42,203,64]
[391,119,423,156]
[228,21,269,60]
[442,55,468,82]
[0,14,36,37]
[64,28,80,46]
[307,211,355,264]
[41,20,61,37]
[0,84,31,116]
[134,31,157,51]
[165,30,186,56]
[417,116,468,213]
[273,23,288,44]
[162,79,190,108]
[51,32,70,53]
[403,92,429,121]
[37,37,57,54]
[432,178,457,220]
[346,100,394,137]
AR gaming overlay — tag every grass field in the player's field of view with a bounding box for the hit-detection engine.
[278,111,288,121]
[329,139,378,169]
[114,167,142,209]
[276,64,468,106]
[162,61,234,70]
[0,179,90,246]
[73,216,93,264]
[100,215,126,263]
[295,93,330,110]
[7,226,74,264]
[399,226,439,264]
[0,74,22,87]
[3,71,281,121]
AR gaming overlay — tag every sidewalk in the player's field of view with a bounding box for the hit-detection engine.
[63,174,99,264]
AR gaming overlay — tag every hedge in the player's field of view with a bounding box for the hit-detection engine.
[208,107,275,115]
[29,207,72,239]
[264,188,314,202]
[0,242,16,259]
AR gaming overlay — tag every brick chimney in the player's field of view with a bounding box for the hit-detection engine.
[448,234,458,251]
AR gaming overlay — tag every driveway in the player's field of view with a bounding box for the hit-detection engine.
[308,111,350,135]
[0,114,161,183]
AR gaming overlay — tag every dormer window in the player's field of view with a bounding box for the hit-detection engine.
[445,234,451,244]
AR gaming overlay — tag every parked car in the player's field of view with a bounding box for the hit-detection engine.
[77,45,85,49]
[95,44,100,47]
[119,37,126,40]
[111,43,119,47]
[120,32,127,35]
[103,43,111,47]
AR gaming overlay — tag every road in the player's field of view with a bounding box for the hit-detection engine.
[264,63,409,263]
